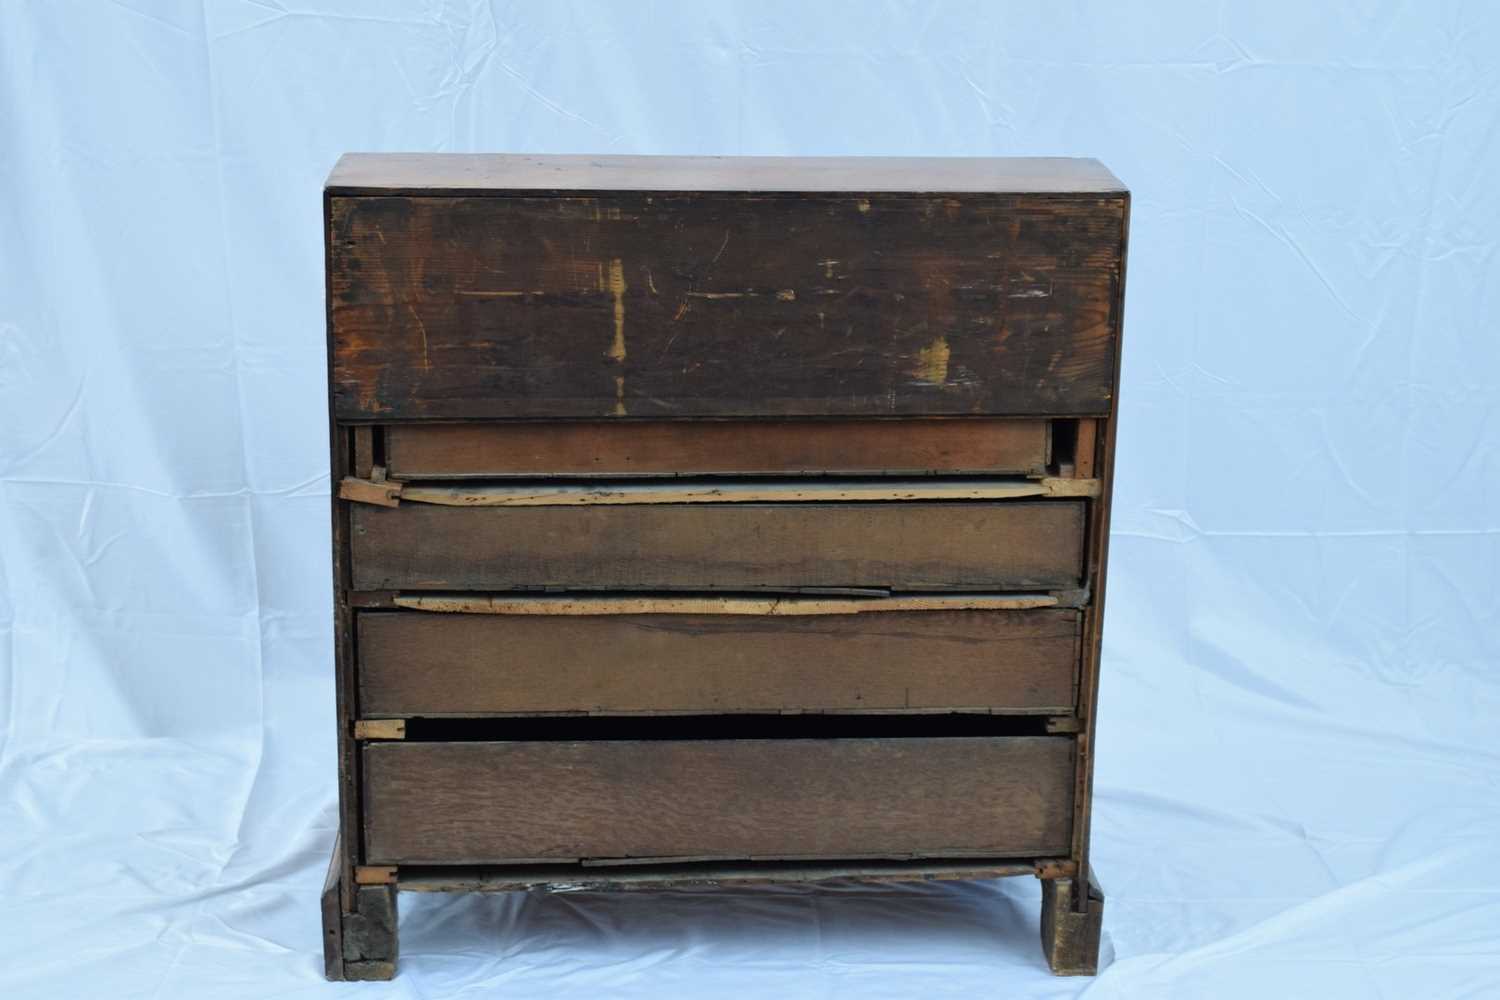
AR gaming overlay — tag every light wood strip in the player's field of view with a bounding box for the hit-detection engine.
[395,476,1100,506]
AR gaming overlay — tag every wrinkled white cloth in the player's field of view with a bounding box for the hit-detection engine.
[2,2,1498,997]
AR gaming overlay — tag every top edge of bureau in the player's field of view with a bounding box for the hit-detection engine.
[325,153,1129,198]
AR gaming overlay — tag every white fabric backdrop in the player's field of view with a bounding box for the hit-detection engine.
[3,2,1498,996]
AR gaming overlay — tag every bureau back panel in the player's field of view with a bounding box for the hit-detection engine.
[329,193,1125,420]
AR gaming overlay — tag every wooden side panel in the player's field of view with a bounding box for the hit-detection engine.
[357,608,1081,716]
[362,737,1075,864]
[329,194,1124,420]
[385,419,1051,479]
[349,500,1086,592]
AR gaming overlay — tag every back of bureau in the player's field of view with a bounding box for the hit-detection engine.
[320,154,1128,980]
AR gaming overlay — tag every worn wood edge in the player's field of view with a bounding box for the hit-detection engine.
[1041,873,1106,975]
[1070,193,1130,911]
[387,592,1067,616]
[320,832,345,980]
[395,857,1053,893]
[343,961,397,982]
[353,719,406,741]
[339,476,401,507]
[388,476,1100,507]
[343,884,399,971]
[355,865,398,885]
[361,706,1078,719]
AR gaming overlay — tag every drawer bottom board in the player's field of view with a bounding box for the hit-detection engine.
[362,737,1075,865]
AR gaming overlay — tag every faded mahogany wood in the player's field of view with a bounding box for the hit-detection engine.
[1073,419,1098,479]
[327,153,1128,196]
[385,419,1051,479]
[356,608,1080,716]
[362,737,1075,865]
[328,193,1123,420]
[349,500,1086,592]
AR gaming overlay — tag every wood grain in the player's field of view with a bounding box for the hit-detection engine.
[356,607,1080,716]
[391,476,1100,506]
[385,419,1051,479]
[349,500,1086,592]
[362,737,1075,864]
[329,193,1124,420]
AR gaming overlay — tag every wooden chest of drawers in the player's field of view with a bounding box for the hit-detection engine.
[319,153,1128,979]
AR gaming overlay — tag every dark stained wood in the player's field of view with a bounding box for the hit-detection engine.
[385,418,1051,479]
[329,193,1124,420]
[1070,192,1129,927]
[327,153,1128,196]
[349,500,1086,592]
[321,154,1129,979]
[362,737,1075,865]
[398,857,1046,893]
[357,608,1081,716]
[320,833,346,980]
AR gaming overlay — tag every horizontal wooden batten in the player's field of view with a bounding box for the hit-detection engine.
[349,501,1086,592]
[329,194,1124,421]
[344,475,1100,507]
[386,591,1083,615]
[361,737,1075,865]
[356,606,1080,717]
[383,419,1052,479]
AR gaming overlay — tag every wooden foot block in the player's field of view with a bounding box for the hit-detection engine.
[321,836,400,980]
[1041,873,1104,975]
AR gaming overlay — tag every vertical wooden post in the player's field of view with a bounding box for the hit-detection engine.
[1041,874,1104,975]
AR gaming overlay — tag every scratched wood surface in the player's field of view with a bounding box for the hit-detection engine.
[356,607,1080,716]
[362,737,1076,865]
[349,500,1086,592]
[384,418,1051,478]
[329,193,1124,420]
